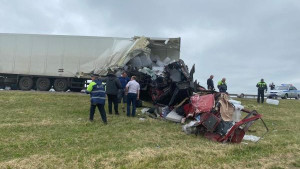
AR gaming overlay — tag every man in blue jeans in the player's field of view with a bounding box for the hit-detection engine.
[125,76,140,117]
[118,72,130,113]
[86,74,107,124]
[106,72,122,115]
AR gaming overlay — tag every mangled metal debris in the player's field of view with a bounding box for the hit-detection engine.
[150,90,268,143]
[126,59,200,106]
[99,36,268,144]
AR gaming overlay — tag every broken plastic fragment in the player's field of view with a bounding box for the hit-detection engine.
[243,135,261,142]
[165,109,183,122]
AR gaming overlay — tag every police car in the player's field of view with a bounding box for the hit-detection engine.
[266,84,300,99]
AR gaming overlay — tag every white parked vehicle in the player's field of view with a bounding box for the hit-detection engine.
[266,84,300,99]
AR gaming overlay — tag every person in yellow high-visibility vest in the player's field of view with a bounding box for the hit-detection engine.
[86,74,107,124]
[217,78,227,93]
[256,78,268,103]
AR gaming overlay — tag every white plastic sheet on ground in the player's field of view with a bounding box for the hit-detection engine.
[266,99,279,105]
[243,135,261,142]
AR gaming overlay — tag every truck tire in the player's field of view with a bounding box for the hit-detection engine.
[36,78,51,91]
[53,78,68,92]
[296,95,299,100]
[282,94,288,99]
[19,77,33,90]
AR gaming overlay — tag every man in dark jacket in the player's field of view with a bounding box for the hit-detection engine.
[256,78,268,103]
[118,72,130,113]
[269,82,275,90]
[207,75,215,91]
[106,72,122,115]
[217,78,227,93]
[86,74,107,124]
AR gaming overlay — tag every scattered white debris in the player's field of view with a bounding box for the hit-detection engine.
[182,121,198,134]
[5,86,11,90]
[229,99,241,105]
[266,99,279,105]
[165,109,183,123]
[232,104,244,122]
[139,118,146,121]
[141,108,150,114]
[243,135,261,142]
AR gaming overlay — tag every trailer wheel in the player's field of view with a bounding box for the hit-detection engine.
[19,77,33,90]
[53,79,68,92]
[36,78,51,91]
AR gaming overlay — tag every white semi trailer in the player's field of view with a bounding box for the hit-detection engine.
[0,33,180,91]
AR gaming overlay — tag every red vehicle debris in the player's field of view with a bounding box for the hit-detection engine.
[116,56,269,143]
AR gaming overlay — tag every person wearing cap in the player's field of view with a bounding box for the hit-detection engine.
[86,74,107,124]
[256,78,268,103]
[125,76,140,117]
[105,71,122,115]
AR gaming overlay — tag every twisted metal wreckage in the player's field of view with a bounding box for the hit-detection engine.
[99,37,268,144]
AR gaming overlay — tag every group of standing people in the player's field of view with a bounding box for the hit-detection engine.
[86,72,140,124]
[88,72,275,123]
[207,75,275,104]
[207,75,228,93]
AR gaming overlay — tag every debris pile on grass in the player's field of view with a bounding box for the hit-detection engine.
[105,53,268,143]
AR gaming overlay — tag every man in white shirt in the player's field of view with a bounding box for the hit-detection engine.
[125,76,140,117]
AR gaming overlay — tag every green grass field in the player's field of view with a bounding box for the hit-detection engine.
[0,91,299,169]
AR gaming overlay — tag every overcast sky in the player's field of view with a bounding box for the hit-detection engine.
[1,0,299,94]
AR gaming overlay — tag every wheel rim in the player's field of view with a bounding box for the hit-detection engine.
[22,79,30,88]
[57,80,66,88]
[20,77,33,90]
[37,78,50,90]
[40,80,47,88]
[54,79,68,91]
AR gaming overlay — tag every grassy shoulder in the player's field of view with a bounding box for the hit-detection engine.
[0,91,299,169]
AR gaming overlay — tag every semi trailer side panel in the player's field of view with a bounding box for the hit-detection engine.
[0,33,180,78]
[0,33,135,78]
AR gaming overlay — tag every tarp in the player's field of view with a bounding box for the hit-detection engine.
[190,94,215,113]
